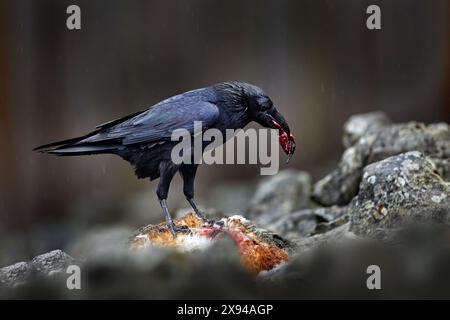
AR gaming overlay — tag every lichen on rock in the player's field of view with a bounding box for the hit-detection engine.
[313,113,450,206]
[349,151,450,238]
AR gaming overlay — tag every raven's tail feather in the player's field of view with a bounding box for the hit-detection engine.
[33,136,119,156]
[45,144,118,156]
[33,136,85,151]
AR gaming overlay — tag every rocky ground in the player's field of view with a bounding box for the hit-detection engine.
[1,112,449,299]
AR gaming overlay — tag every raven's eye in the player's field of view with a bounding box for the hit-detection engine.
[257,98,270,110]
[260,102,272,112]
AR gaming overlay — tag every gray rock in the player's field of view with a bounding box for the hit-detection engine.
[343,111,391,148]
[247,170,311,226]
[313,119,450,206]
[30,250,75,276]
[72,241,254,299]
[267,206,347,238]
[312,214,350,235]
[0,262,31,287]
[313,141,370,206]
[349,151,450,238]
[291,222,353,253]
[367,122,450,163]
[266,225,450,299]
[0,250,75,288]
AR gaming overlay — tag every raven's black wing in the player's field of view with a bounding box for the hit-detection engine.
[35,90,220,155]
[83,97,220,145]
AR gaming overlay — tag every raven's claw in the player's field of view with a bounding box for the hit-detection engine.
[187,198,213,225]
[194,211,214,226]
[167,223,191,238]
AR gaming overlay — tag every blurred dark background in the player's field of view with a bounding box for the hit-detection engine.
[0,0,448,265]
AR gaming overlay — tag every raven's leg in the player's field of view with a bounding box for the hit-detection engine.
[157,161,189,237]
[180,164,209,223]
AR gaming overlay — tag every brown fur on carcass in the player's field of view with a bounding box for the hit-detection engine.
[130,213,290,273]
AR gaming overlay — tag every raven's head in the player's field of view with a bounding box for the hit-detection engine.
[245,86,296,163]
[214,81,296,163]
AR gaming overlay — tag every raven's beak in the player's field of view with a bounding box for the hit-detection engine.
[257,109,296,163]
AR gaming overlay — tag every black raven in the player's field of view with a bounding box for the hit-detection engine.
[34,82,296,236]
